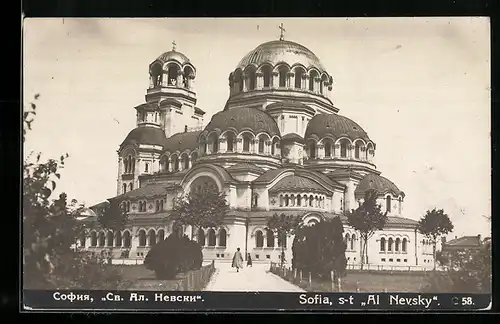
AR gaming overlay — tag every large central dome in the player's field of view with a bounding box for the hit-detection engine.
[236,40,326,73]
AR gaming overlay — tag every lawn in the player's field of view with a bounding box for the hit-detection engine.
[273,269,431,292]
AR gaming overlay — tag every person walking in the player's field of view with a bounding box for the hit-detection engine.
[232,247,244,272]
[246,253,253,267]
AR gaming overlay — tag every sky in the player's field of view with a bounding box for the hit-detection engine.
[23,18,491,239]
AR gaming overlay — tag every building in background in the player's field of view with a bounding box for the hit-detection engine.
[80,33,435,270]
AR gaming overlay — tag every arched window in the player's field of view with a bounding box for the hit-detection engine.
[115,231,122,247]
[340,141,348,158]
[297,195,302,206]
[207,229,216,247]
[258,137,265,154]
[395,238,401,252]
[309,71,318,91]
[345,233,351,250]
[172,155,179,171]
[309,195,314,207]
[295,68,304,88]
[191,152,198,164]
[255,230,264,248]
[388,238,394,252]
[167,65,179,86]
[129,183,133,191]
[380,237,386,252]
[155,200,160,212]
[284,195,290,207]
[138,230,146,246]
[183,155,189,170]
[210,134,219,153]
[219,228,227,247]
[324,141,332,157]
[122,184,127,194]
[91,232,97,247]
[123,231,131,248]
[351,234,356,251]
[402,238,407,252]
[226,133,235,152]
[278,67,287,87]
[247,70,256,90]
[157,229,165,243]
[145,162,149,173]
[266,229,275,247]
[262,66,271,87]
[309,142,316,159]
[79,233,86,247]
[160,200,164,211]
[198,229,206,246]
[386,196,391,213]
[98,232,105,247]
[243,135,251,152]
[355,142,361,159]
[148,230,156,246]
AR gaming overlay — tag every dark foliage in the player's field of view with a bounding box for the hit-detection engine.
[97,199,128,231]
[144,233,203,279]
[417,208,454,270]
[266,213,301,267]
[291,217,347,279]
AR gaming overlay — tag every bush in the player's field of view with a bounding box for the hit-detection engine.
[144,233,203,279]
[292,217,347,279]
[423,240,491,293]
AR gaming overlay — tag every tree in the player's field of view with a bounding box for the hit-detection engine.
[417,208,454,270]
[291,217,347,279]
[266,213,301,268]
[346,189,387,269]
[97,199,128,231]
[171,187,230,238]
[23,94,125,289]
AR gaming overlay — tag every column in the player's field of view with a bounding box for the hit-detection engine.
[286,72,294,88]
[256,72,264,89]
[334,144,340,158]
[275,141,281,156]
[236,138,243,153]
[265,140,272,155]
[177,71,184,88]
[188,73,196,92]
[360,146,367,161]
[348,144,354,159]
[301,74,307,89]
[272,72,279,88]
[305,75,311,91]
[314,77,321,93]
[168,158,173,172]
[368,149,375,163]
[242,73,248,92]
[251,139,258,154]
[219,137,227,153]
[317,144,325,159]
[161,71,168,86]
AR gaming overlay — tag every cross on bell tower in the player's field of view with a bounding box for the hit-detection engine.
[279,23,286,41]
[172,40,176,51]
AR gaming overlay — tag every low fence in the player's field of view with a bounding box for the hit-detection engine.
[173,260,216,291]
[345,263,439,273]
[111,258,144,265]
[269,262,342,292]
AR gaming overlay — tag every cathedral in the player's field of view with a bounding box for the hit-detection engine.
[80,31,436,271]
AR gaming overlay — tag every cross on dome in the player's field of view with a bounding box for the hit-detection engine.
[278,23,286,41]
[172,40,176,51]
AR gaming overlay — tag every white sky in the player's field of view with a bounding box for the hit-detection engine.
[23,18,491,239]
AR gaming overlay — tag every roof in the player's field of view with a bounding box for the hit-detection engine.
[164,130,202,154]
[152,50,192,67]
[111,183,168,200]
[194,107,205,115]
[281,133,305,144]
[120,126,168,149]
[253,167,345,191]
[269,175,329,194]
[327,169,364,179]
[201,107,280,137]
[236,40,327,74]
[227,163,265,174]
[444,236,482,248]
[266,101,316,115]
[305,113,372,143]
[355,173,404,198]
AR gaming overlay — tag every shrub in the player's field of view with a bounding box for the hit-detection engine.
[292,217,347,279]
[144,233,203,279]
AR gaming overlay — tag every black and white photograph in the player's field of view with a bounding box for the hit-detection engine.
[22,17,491,310]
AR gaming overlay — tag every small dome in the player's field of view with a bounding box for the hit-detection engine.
[154,50,191,66]
[269,175,328,194]
[236,40,326,73]
[355,173,404,198]
[120,126,168,149]
[202,107,280,137]
[305,114,371,142]
[164,130,202,153]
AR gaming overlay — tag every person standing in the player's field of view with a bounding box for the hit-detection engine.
[246,253,253,267]
[232,247,244,272]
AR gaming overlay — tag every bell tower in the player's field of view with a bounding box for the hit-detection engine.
[146,41,205,138]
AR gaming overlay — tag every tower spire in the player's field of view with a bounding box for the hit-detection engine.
[172,40,176,51]
[278,23,286,41]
